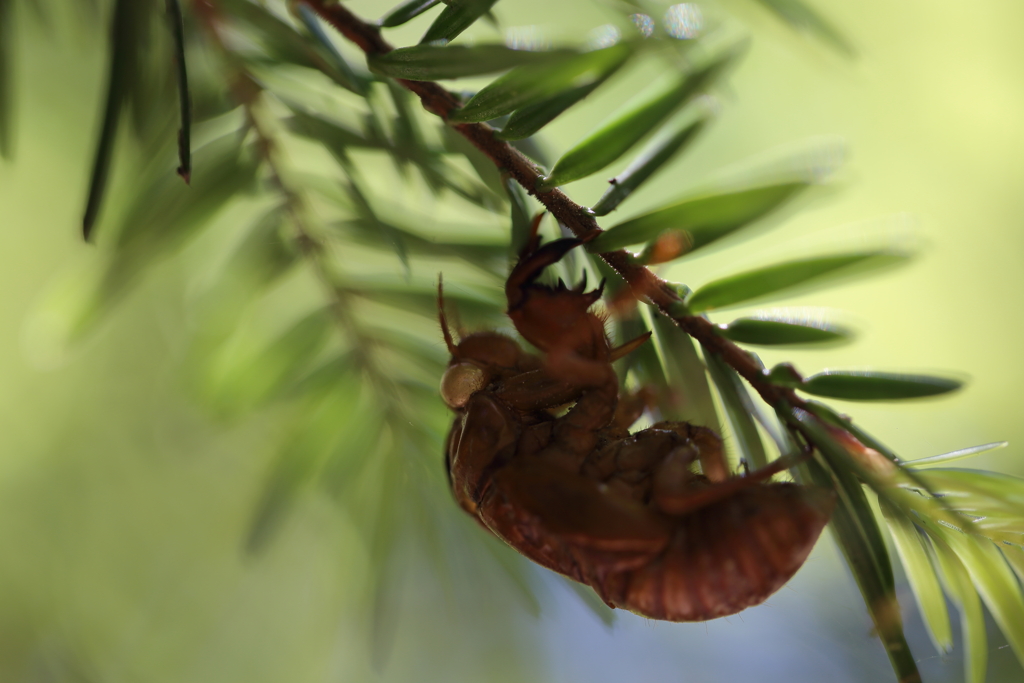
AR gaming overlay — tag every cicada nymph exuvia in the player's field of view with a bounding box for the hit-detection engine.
[439,221,834,621]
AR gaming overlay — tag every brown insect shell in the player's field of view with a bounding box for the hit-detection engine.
[596,482,836,621]
[441,331,551,513]
[507,285,610,363]
[442,236,835,622]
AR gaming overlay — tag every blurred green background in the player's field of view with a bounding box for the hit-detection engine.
[2,1,1024,681]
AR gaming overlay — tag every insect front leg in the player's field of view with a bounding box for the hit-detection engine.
[505,234,584,310]
[447,392,520,514]
[502,351,618,475]
[607,386,655,433]
[647,420,729,483]
[494,368,580,412]
[505,232,608,359]
[653,448,808,517]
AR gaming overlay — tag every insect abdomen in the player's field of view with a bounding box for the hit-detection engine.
[595,483,834,621]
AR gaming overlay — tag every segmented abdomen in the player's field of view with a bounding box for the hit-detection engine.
[593,483,833,621]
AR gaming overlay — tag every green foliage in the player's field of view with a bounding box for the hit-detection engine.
[448,42,632,123]
[589,113,709,216]
[881,499,953,655]
[379,0,441,28]
[783,406,917,682]
[930,531,988,683]
[717,314,852,346]
[752,0,855,55]
[704,351,768,469]
[797,370,963,400]
[369,43,578,80]
[538,44,742,189]
[0,0,14,159]
[11,1,1022,682]
[586,181,807,253]
[420,0,501,44]
[82,0,166,239]
[496,77,612,141]
[686,250,910,312]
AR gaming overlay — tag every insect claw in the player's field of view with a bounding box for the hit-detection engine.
[506,237,584,309]
[529,212,545,237]
[575,277,605,306]
[575,270,588,293]
[517,212,547,258]
[609,331,652,361]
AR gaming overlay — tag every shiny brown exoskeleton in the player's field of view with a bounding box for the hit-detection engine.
[440,228,835,621]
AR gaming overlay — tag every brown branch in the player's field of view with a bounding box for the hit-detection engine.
[298,0,805,413]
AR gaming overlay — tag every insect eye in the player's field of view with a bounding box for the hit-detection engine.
[440,363,487,409]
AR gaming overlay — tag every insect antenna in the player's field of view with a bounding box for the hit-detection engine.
[437,275,458,356]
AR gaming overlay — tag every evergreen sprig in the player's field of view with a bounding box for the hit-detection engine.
[14,1,1021,681]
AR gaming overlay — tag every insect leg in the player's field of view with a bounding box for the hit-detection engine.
[523,349,621,471]
[608,332,652,362]
[653,454,802,517]
[495,368,580,411]
[448,393,520,513]
[609,385,656,432]
[505,237,583,311]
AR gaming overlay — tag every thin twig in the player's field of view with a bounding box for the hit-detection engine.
[298,0,805,413]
